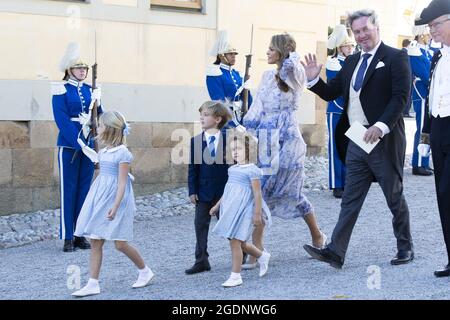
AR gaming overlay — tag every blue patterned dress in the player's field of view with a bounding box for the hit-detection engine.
[74,145,136,241]
[243,52,313,219]
[213,164,272,241]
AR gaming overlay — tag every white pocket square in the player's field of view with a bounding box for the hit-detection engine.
[375,61,385,69]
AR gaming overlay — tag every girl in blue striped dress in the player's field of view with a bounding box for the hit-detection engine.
[211,134,272,287]
[72,111,154,297]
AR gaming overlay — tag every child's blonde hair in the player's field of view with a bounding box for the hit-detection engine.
[198,101,233,130]
[98,111,128,147]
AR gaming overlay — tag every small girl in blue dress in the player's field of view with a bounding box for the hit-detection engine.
[210,133,272,287]
[72,111,154,297]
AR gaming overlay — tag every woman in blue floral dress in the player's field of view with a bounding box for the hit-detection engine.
[242,34,326,267]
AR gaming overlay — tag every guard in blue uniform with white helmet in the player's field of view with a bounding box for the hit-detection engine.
[407,38,433,176]
[52,43,103,252]
[325,25,355,198]
[206,30,252,128]
[413,22,443,61]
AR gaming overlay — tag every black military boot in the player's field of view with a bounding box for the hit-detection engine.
[63,240,75,252]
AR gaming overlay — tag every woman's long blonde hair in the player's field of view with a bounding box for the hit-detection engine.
[98,111,127,147]
[270,33,296,93]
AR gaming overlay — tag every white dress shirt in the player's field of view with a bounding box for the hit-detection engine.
[308,41,390,137]
[430,45,450,118]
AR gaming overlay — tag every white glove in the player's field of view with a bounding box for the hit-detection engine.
[91,87,101,102]
[243,79,252,90]
[417,144,431,157]
[235,124,247,134]
[82,123,91,140]
[77,138,99,163]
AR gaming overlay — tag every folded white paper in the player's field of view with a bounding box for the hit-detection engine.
[345,121,380,154]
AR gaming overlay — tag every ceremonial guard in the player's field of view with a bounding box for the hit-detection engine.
[325,25,355,198]
[407,37,433,175]
[206,30,252,127]
[417,0,450,278]
[52,43,103,252]
[414,24,435,61]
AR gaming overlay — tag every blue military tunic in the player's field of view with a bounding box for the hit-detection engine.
[408,44,431,169]
[325,56,346,190]
[206,63,252,127]
[52,78,103,240]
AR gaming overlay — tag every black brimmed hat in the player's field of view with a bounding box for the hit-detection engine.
[415,0,450,25]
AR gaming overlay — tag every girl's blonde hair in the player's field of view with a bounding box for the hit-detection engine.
[270,33,297,93]
[98,111,128,147]
[229,130,258,164]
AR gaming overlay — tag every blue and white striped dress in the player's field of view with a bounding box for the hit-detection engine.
[213,164,272,241]
[74,145,136,241]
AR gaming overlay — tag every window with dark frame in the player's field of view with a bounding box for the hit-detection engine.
[51,0,89,3]
[151,0,203,12]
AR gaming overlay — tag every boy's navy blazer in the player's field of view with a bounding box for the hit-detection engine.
[188,130,230,202]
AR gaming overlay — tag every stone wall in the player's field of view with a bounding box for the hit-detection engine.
[0,118,326,215]
[0,120,194,215]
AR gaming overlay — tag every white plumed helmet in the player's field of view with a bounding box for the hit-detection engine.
[209,30,238,57]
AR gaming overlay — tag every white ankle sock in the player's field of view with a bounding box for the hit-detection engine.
[138,266,151,276]
[86,278,99,289]
[230,272,241,279]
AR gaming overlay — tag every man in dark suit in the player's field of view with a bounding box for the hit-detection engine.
[302,9,414,268]
[186,101,232,275]
[416,0,450,278]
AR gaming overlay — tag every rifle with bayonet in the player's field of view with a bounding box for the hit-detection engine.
[241,24,254,120]
[89,32,100,169]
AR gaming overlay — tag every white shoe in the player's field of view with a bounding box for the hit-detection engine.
[72,284,100,297]
[313,232,327,249]
[241,262,257,270]
[258,251,271,277]
[222,276,243,287]
[132,270,155,288]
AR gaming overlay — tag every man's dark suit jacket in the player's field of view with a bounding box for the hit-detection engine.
[309,42,412,177]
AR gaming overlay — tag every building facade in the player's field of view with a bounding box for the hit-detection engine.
[0,0,424,214]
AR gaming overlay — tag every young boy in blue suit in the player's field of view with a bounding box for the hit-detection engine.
[186,101,232,275]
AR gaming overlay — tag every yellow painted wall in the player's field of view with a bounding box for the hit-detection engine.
[0,0,424,123]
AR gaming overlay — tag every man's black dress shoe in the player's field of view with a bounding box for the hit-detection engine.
[63,240,75,252]
[390,251,414,265]
[412,167,433,176]
[185,262,211,275]
[303,245,344,269]
[333,188,344,199]
[74,236,91,250]
[434,265,450,277]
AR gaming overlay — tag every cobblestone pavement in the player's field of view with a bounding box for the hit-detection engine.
[3,119,448,300]
[1,167,448,300]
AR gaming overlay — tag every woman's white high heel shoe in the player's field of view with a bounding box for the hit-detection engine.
[312,232,327,249]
